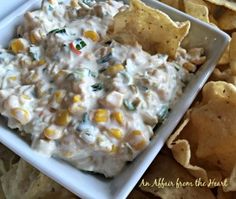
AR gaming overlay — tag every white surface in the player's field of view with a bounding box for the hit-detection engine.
[0,1,230,199]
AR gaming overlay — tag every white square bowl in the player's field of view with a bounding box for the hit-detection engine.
[0,0,230,199]
[0,0,30,21]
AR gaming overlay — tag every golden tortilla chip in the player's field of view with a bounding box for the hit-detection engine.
[167,81,236,191]
[184,0,209,23]
[204,0,236,12]
[223,166,236,192]
[159,0,181,10]
[0,161,6,177]
[229,33,236,75]
[128,188,152,199]
[0,144,19,173]
[212,68,231,82]
[167,117,209,181]
[140,153,215,199]
[0,184,5,199]
[0,159,76,199]
[110,0,190,58]
[190,82,236,176]
[217,187,236,199]
[209,14,218,26]
[217,9,236,31]
[218,44,230,65]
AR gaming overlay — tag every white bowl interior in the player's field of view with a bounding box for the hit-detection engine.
[0,1,230,199]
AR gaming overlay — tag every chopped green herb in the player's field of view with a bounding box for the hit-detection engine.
[98,67,107,73]
[80,40,87,48]
[89,70,97,78]
[48,5,53,11]
[76,112,92,132]
[42,67,47,73]
[173,63,180,71]
[74,69,89,79]
[123,99,136,111]
[82,0,95,6]
[82,112,89,123]
[73,39,86,51]
[120,71,132,84]
[66,68,90,81]
[48,28,66,35]
[91,83,103,91]
[97,52,112,64]
[157,105,169,123]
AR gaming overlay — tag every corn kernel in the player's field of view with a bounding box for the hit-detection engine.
[63,151,74,158]
[109,128,123,139]
[10,108,30,125]
[111,145,118,153]
[132,139,147,150]
[131,130,142,136]
[106,64,124,76]
[68,104,85,114]
[29,32,38,44]
[53,90,65,103]
[183,62,196,72]
[37,59,46,66]
[7,76,17,81]
[10,38,28,54]
[54,70,67,81]
[72,94,81,103]
[83,30,100,42]
[111,111,124,125]
[93,109,108,123]
[44,128,55,138]
[21,95,31,100]
[35,85,47,97]
[48,0,57,4]
[44,126,62,140]
[70,0,79,8]
[55,110,71,126]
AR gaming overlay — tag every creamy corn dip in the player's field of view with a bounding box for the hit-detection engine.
[0,0,205,177]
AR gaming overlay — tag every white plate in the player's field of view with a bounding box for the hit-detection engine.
[0,1,230,199]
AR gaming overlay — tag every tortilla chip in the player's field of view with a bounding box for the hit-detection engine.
[128,188,153,199]
[159,0,181,10]
[204,0,236,12]
[190,82,236,177]
[217,9,236,31]
[140,154,215,199]
[229,33,236,75]
[167,117,209,181]
[209,14,218,26]
[0,161,6,177]
[0,144,19,174]
[223,166,236,192]
[217,187,236,199]
[203,80,236,103]
[184,0,209,23]
[110,0,190,58]
[167,81,236,191]
[1,159,76,199]
[212,68,230,82]
[218,44,230,65]
[0,184,5,199]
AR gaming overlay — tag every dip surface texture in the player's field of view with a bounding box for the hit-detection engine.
[0,0,204,177]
